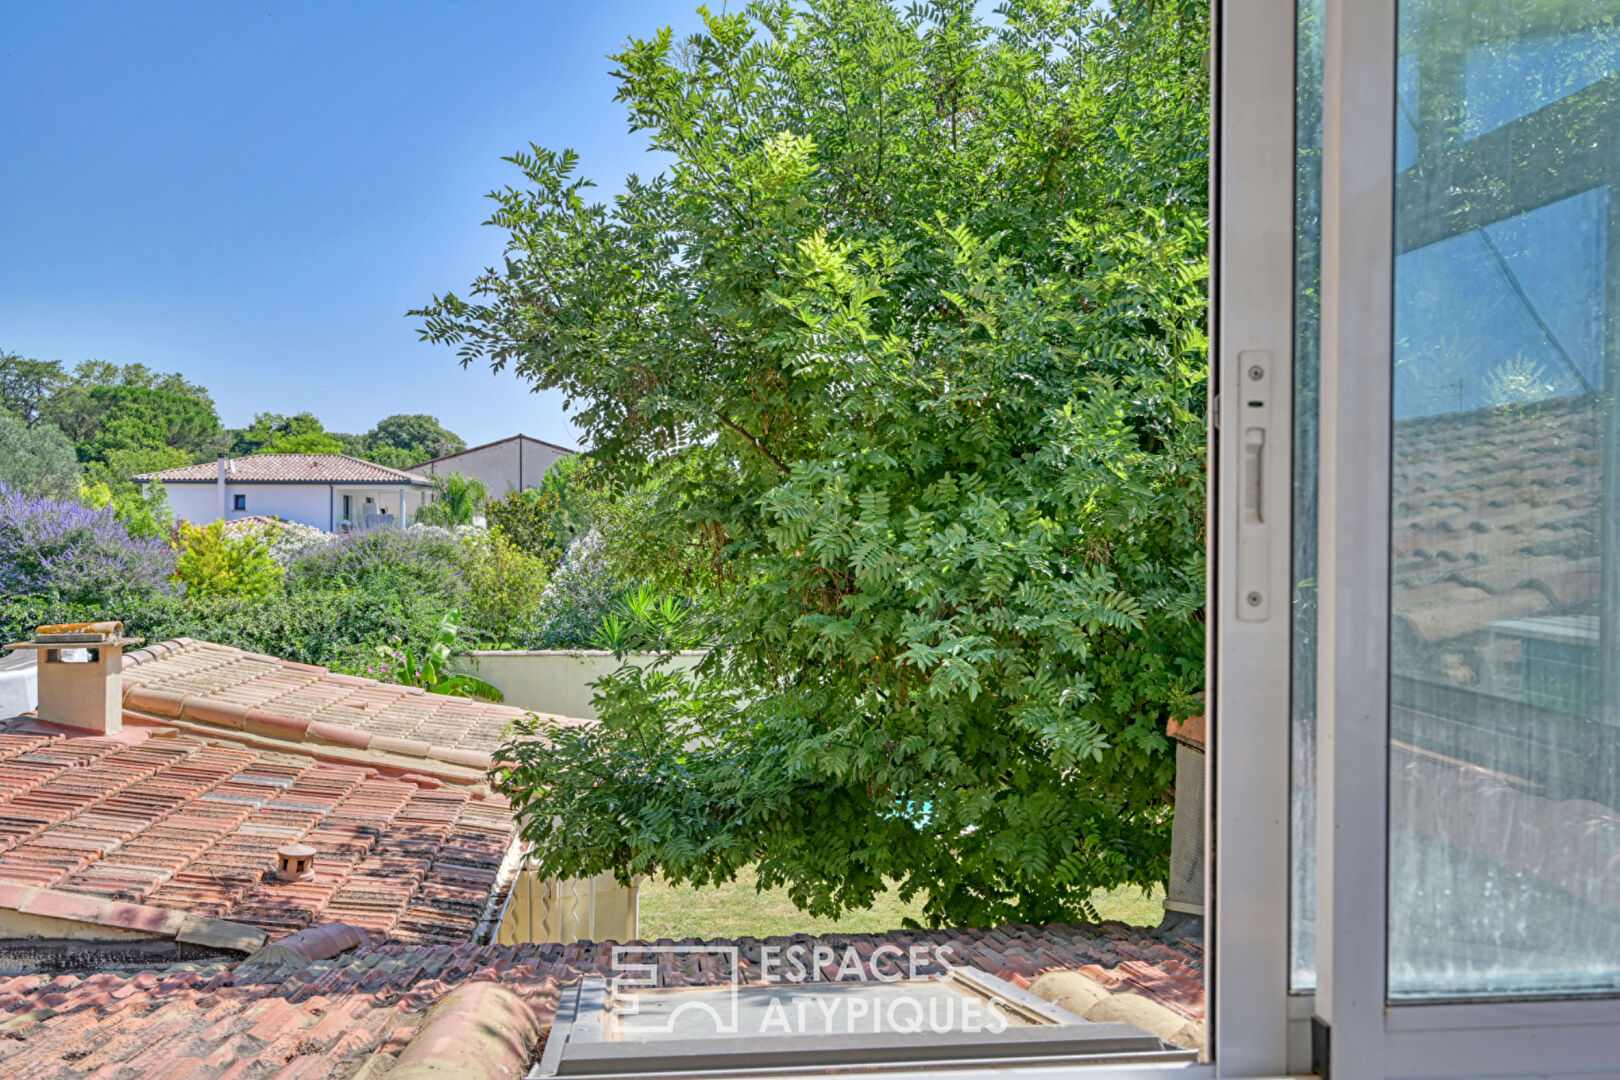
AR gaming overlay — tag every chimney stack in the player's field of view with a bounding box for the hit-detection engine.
[3,623,141,735]
[218,454,229,520]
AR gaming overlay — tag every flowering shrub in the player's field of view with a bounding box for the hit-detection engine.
[509,530,622,648]
[283,524,467,603]
[222,517,330,567]
[0,482,174,606]
[173,520,284,600]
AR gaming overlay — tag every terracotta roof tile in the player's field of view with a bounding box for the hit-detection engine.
[0,714,517,946]
[133,455,434,485]
[1391,396,1605,686]
[119,638,582,761]
[0,921,1202,1080]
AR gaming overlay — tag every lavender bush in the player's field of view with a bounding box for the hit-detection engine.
[0,483,175,606]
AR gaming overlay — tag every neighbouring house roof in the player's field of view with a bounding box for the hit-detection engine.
[0,923,1204,1080]
[133,454,435,486]
[119,638,573,760]
[408,432,578,470]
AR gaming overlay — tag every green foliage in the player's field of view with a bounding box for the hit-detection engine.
[365,414,466,463]
[367,609,504,701]
[34,359,216,447]
[455,528,551,642]
[232,411,344,455]
[416,472,487,526]
[284,526,468,604]
[79,447,187,540]
[3,588,458,670]
[354,443,421,469]
[485,488,562,564]
[72,384,222,464]
[0,352,66,427]
[64,360,213,406]
[327,415,466,468]
[433,0,1209,926]
[0,415,79,498]
[173,520,285,600]
[79,478,173,541]
[591,584,704,653]
[84,445,192,489]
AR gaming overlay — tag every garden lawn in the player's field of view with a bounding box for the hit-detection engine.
[638,867,1165,939]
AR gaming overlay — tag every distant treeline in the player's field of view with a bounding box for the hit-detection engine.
[0,349,466,499]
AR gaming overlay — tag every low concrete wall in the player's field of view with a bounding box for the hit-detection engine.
[460,650,705,720]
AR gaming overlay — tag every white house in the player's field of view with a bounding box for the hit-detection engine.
[407,433,575,495]
[134,454,436,532]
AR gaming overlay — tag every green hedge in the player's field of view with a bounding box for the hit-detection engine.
[2,588,454,668]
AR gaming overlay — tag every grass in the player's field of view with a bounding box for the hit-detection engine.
[638,867,1164,940]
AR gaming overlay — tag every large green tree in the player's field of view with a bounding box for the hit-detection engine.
[365,413,466,464]
[74,385,223,463]
[231,411,343,455]
[0,352,66,427]
[419,0,1208,926]
[43,360,218,446]
[0,415,79,498]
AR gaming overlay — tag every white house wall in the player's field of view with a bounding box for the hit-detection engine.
[163,485,223,527]
[161,484,341,531]
[410,437,570,495]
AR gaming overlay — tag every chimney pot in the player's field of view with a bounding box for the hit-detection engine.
[275,843,317,882]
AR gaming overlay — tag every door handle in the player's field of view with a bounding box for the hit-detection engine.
[1237,351,1272,621]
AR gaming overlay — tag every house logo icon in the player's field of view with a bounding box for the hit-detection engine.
[610,945,742,1036]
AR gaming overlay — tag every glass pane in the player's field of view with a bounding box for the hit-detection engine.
[1290,0,1325,994]
[1389,0,1620,999]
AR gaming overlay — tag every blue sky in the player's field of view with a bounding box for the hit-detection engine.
[1,2,712,449]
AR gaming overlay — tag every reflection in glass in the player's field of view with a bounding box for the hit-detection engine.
[1390,1,1620,999]
[1290,0,1324,994]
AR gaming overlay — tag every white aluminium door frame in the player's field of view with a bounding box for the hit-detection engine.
[1312,0,1395,1074]
[1209,0,1304,1075]
[1312,0,1620,1076]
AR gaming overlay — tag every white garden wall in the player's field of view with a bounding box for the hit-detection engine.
[460,650,705,720]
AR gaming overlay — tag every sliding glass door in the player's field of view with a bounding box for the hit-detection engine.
[1387,4,1620,1002]
[1304,0,1620,1074]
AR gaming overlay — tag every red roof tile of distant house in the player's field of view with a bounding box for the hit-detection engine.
[0,923,1204,1079]
[0,714,517,945]
[133,454,434,485]
[119,637,579,761]
[1390,396,1601,658]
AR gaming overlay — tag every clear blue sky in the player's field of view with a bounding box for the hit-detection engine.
[1,2,712,450]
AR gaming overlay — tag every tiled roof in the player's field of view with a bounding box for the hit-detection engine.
[0,715,517,945]
[0,924,1203,1080]
[120,638,578,762]
[133,455,434,485]
[1392,394,1600,663]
